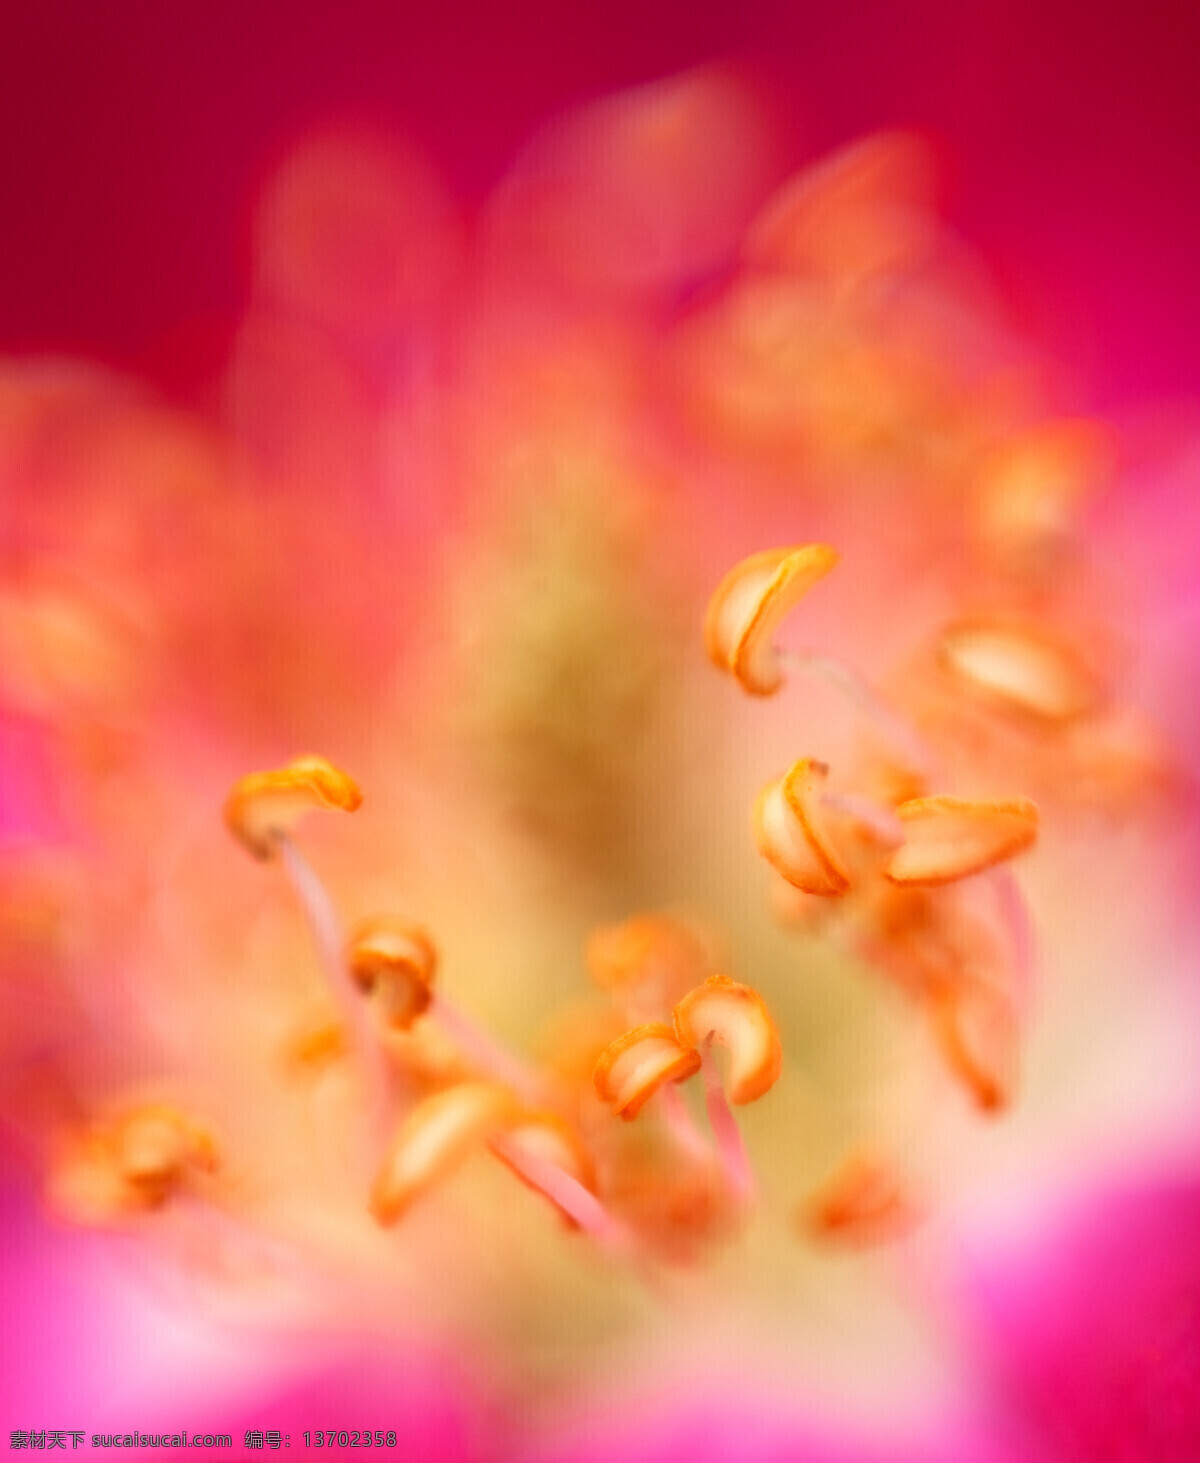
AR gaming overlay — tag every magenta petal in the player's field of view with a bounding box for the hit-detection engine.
[972,1176,1200,1463]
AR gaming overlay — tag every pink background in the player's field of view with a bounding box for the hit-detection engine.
[2,1,1198,403]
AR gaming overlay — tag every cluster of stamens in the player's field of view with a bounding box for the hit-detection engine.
[708,543,1042,1125]
[52,533,1053,1266]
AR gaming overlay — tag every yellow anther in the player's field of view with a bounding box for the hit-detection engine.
[754,758,852,896]
[936,617,1101,726]
[347,916,438,1030]
[370,1081,519,1225]
[673,975,782,1105]
[593,1022,702,1121]
[885,795,1039,887]
[224,755,362,860]
[704,544,840,696]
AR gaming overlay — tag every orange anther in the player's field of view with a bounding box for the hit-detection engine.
[754,758,852,896]
[937,618,1101,726]
[586,913,709,1007]
[928,977,1018,1113]
[48,1104,218,1225]
[224,755,363,860]
[114,1104,217,1188]
[885,795,1038,887]
[347,917,438,1030]
[704,545,840,696]
[673,975,782,1105]
[593,1023,702,1121]
[800,1147,919,1246]
[370,1081,519,1225]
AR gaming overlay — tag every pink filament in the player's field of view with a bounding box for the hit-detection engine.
[656,1079,712,1162]
[699,1037,755,1203]
[490,1138,630,1251]
[427,993,546,1107]
[276,833,393,1133]
[781,648,940,784]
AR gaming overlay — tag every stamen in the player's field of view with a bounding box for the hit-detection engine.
[820,789,905,847]
[349,916,545,1104]
[673,975,782,1105]
[704,544,840,696]
[347,916,437,1030]
[655,1080,713,1163]
[985,866,1038,1017]
[428,992,548,1107]
[223,755,363,861]
[754,759,852,896]
[370,1081,518,1224]
[884,795,1039,886]
[49,1104,218,1225]
[276,832,393,1129]
[936,617,1101,726]
[490,1134,630,1249]
[928,976,1018,1113]
[698,1036,755,1203]
[586,913,710,1024]
[370,1083,624,1246]
[593,1022,702,1120]
[777,648,938,782]
[115,1104,218,1191]
[799,1147,919,1246]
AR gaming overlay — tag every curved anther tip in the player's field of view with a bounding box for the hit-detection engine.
[928,977,1019,1114]
[224,755,363,860]
[586,913,710,1003]
[673,975,782,1104]
[49,1104,218,1225]
[704,544,839,696]
[754,758,852,896]
[885,795,1039,887]
[370,1081,519,1225]
[936,617,1101,726]
[593,1022,702,1120]
[800,1147,920,1247]
[347,916,438,1030]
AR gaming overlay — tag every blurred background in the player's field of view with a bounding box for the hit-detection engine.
[3,0,1200,404]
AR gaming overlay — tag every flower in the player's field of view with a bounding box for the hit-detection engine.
[2,63,1199,1463]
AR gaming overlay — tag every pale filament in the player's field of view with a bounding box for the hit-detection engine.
[276,832,393,1135]
[984,865,1038,1016]
[427,993,547,1108]
[819,790,905,846]
[699,1035,755,1203]
[778,648,940,784]
[489,1135,630,1251]
[655,1080,713,1163]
